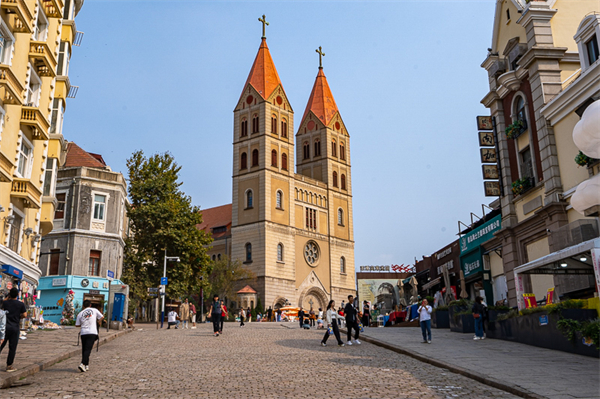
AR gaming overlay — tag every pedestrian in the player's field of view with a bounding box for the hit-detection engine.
[298,307,305,328]
[362,300,371,327]
[208,295,225,336]
[239,308,246,327]
[0,297,5,347]
[267,306,273,322]
[190,301,197,329]
[321,300,345,347]
[220,300,227,334]
[309,307,316,327]
[75,300,104,372]
[276,308,282,322]
[167,308,179,329]
[418,298,432,343]
[0,288,27,372]
[344,295,361,345]
[180,299,190,329]
[246,307,251,323]
[472,296,486,340]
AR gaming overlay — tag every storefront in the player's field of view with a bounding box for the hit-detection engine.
[422,240,460,301]
[459,214,502,304]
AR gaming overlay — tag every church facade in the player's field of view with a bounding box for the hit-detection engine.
[202,28,356,311]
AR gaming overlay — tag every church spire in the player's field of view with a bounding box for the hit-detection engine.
[301,51,339,126]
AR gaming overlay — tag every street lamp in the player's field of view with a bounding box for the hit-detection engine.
[161,249,180,328]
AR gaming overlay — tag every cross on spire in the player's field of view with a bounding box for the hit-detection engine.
[259,15,269,39]
[316,46,325,69]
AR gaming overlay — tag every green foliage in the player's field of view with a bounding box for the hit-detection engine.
[488,305,511,311]
[448,299,468,307]
[497,309,519,321]
[505,119,526,139]
[574,151,597,167]
[547,299,585,315]
[511,177,532,196]
[256,297,264,314]
[204,256,255,311]
[434,305,449,311]
[581,319,600,348]
[122,150,212,308]
[520,307,546,316]
[557,318,582,342]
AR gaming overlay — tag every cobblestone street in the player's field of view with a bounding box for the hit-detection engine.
[3,323,518,399]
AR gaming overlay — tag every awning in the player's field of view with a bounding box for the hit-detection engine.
[514,238,599,275]
[422,277,441,290]
[1,265,23,279]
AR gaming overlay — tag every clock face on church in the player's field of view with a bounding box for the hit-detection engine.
[304,241,320,267]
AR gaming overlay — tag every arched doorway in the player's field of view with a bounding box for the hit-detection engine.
[298,287,328,311]
[273,297,287,309]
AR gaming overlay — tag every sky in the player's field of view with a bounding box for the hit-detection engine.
[63,0,497,270]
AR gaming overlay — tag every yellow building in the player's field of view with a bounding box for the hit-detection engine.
[0,0,84,292]
[480,1,599,309]
[203,26,356,311]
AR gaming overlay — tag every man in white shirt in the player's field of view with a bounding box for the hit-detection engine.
[167,309,179,329]
[75,300,104,372]
[418,299,432,344]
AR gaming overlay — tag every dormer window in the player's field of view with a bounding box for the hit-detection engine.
[586,35,599,65]
[574,14,600,70]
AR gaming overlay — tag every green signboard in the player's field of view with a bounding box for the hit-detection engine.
[461,248,483,278]
[459,215,501,254]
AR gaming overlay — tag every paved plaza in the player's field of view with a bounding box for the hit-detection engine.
[2,322,519,399]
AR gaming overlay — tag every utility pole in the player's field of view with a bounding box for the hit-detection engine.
[161,249,180,328]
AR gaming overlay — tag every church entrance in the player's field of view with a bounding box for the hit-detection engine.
[299,287,328,311]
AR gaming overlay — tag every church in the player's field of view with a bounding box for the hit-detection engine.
[199,18,356,311]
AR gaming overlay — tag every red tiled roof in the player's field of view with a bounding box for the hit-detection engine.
[301,68,339,126]
[242,38,282,100]
[197,204,232,239]
[237,285,257,294]
[64,142,107,169]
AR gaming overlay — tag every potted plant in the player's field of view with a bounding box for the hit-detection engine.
[432,305,450,329]
[575,151,598,167]
[448,299,474,333]
[505,119,527,139]
[512,177,532,196]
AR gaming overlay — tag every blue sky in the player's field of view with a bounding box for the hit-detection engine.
[64,0,496,269]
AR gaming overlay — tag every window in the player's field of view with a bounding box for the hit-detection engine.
[252,149,259,167]
[271,115,277,135]
[332,140,337,157]
[586,35,599,65]
[17,138,33,178]
[217,254,221,261]
[281,153,288,171]
[276,190,283,209]
[49,98,65,134]
[240,152,247,169]
[281,119,287,138]
[89,250,101,276]
[271,149,277,167]
[93,194,106,221]
[338,208,344,225]
[520,147,534,181]
[240,118,248,137]
[304,240,319,265]
[212,254,216,261]
[303,142,310,160]
[0,20,15,65]
[314,138,321,157]
[7,212,23,253]
[341,174,346,190]
[246,190,253,208]
[277,243,283,262]
[49,249,60,275]
[64,0,76,20]
[26,67,42,107]
[0,105,5,139]
[43,158,58,196]
[515,96,526,123]
[506,9,510,21]
[55,192,66,219]
[57,42,71,76]
[33,7,49,42]
[305,208,317,230]
[340,142,345,160]
[332,171,338,188]
[252,114,259,133]
[340,257,346,274]
[245,243,252,262]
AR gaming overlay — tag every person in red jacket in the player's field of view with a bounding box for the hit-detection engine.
[220,301,227,334]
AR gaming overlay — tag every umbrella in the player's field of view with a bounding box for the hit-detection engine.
[410,276,419,301]
[459,270,468,299]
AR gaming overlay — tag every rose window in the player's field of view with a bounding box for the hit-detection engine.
[304,241,320,266]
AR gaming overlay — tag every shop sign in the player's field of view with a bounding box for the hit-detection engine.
[359,264,414,273]
[460,249,484,278]
[484,181,501,197]
[7,282,13,290]
[479,131,495,146]
[482,165,499,180]
[89,290,100,295]
[52,278,67,287]
[480,148,497,164]
[476,116,493,131]
[1,265,23,279]
[437,260,454,276]
[460,215,502,254]
[539,315,548,326]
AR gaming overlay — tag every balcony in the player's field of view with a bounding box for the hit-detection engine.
[0,65,24,105]
[0,150,14,182]
[0,0,33,33]
[42,0,64,18]
[11,178,42,208]
[29,42,57,77]
[40,197,57,234]
[21,106,50,141]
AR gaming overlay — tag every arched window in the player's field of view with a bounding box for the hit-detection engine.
[314,138,321,156]
[240,118,248,137]
[303,141,310,160]
[515,96,526,123]
[333,171,338,187]
[252,114,259,133]
[281,119,287,138]
[338,208,343,225]
[332,140,337,157]
[340,257,346,274]
[271,149,278,167]
[252,149,259,167]
[340,142,345,160]
[245,243,252,262]
[276,190,283,209]
[217,254,221,261]
[277,243,283,262]
[271,115,277,135]
[246,190,253,208]
[240,152,247,169]
[341,174,346,190]
[212,254,216,261]
[281,153,288,170]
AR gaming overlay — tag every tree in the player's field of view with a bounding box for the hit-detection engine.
[122,151,212,309]
[205,255,254,311]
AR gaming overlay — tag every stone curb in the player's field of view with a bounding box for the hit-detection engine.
[0,329,131,389]
[341,329,546,399]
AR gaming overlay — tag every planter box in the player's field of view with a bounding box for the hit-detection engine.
[488,309,598,358]
[485,309,510,336]
[432,310,449,329]
[449,305,474,333]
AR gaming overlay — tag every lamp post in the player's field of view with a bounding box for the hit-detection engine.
[161,249,180,328]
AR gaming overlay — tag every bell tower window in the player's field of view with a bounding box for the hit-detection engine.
[340,142,345,160]
[252,149,259,167]
[252,114,259,134]
[240,152,247,169]
[271,149,278,167]
[341,174,346,190]
[332,140,337,157]
[303,142,310,160]
[281,153,288,171]
[271,115,277,135]
[240,118,248,137]
[333,171,338,188]
[281,119,288,138]
[314,139,321,157]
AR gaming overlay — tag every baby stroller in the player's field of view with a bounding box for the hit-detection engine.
[302,318,311,329]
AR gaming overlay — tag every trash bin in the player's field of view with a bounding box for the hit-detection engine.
[112,293,125,322]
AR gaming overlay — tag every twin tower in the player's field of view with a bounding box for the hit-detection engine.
[229,26,355,311]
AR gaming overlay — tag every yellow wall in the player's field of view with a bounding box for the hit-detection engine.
[495,0,526,52]
[237,177,259,225]
[552,0,599,51]
[271,178,289,225]
[489,251,504,278]
[294,236,330,290]
[515,186,544,222]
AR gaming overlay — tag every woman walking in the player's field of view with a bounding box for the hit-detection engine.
[321,300,345,347]
[472,296,486,340]
[239,308,246,327]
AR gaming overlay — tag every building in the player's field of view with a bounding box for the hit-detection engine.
[202,26,356,311]
[197,203,232,263]
[0,0,85,296]
[479,1,599,308]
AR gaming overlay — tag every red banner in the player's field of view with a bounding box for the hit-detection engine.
[523,293,537,308]
[546,288,555,304]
